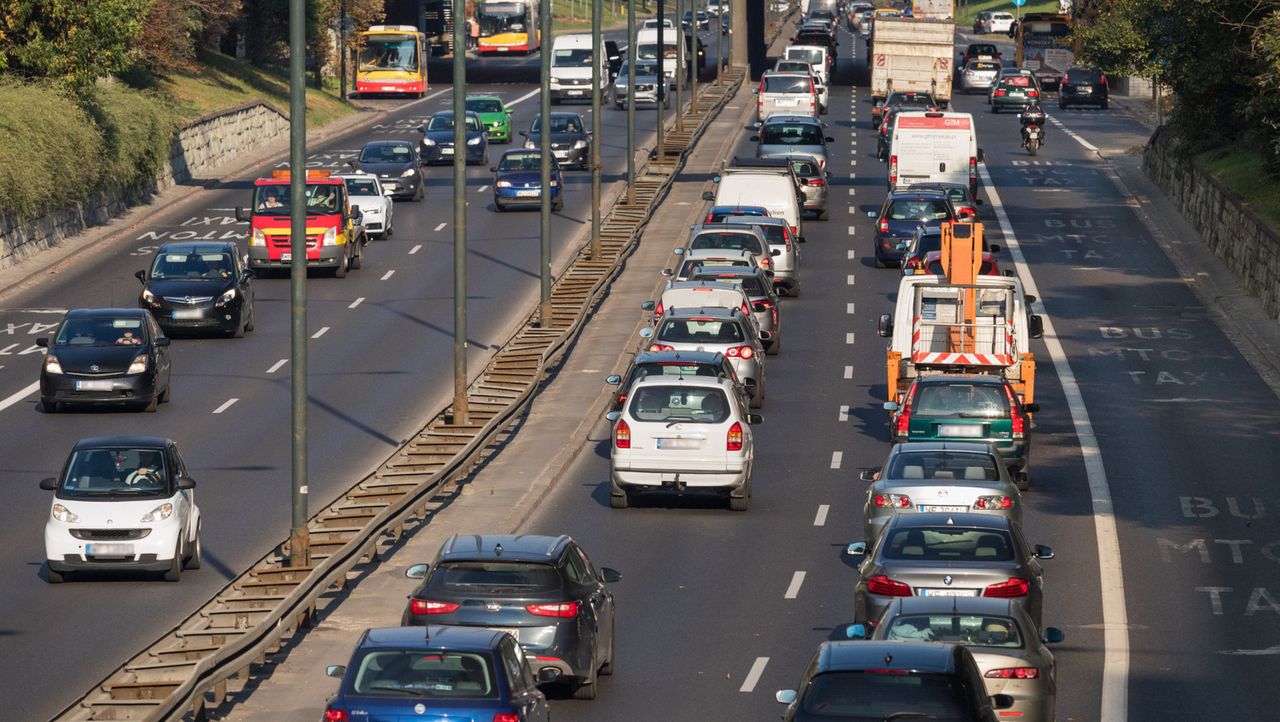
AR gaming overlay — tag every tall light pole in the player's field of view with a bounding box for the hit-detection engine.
[674,0,683,132]
[590,0,602,258]
[626,0,636,205]
[538,0,553,325]
[452,0,469,423]
[656,0,665,156]
[339,0,348,100]
[287,0,309,567]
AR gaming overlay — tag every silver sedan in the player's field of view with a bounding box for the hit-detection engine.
[960,58,1001,94]
[860,442,1023,542]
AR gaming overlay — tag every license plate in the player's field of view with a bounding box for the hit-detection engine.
[383,183,398,191]
[172,309,203,320]
[920,588,977,597]
[940,424,984,438]
[516,190,539,197]
[553,151,568,158]
[281,252,291,261]
[568,90,584,95]
[776,98,799,106]
[86,543,134,557]
[381,86,396,91]
[443,148,454,155]
[656,437,702,450]
[1079,87,1092,93]
[919,505,968,513]
[75,380,114,391]
[497,47,509,52]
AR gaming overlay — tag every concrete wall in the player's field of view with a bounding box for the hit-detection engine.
[1144,127,1280,320]
[0,101,289,270]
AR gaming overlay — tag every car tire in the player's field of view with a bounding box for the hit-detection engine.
[554,199,564,211]
[185,521,202,570]
[495,201,506,212]
[991,105,999,114]
[232,316,246,338]
[609,488,630,509]
[42,398,58,414]
[729,488,750,511]
[818,208,829,220]
[244,309,255,333]
[350,247,363,270]
[874,255,888,269]
[143,393,159,413]
[46,566,65,584]
[163,546,182,582]
[412,182,424,202]
[334,254,349,278]
[571,659,598,699]
[1101,98,1109,110]
[767,337,780,356]
[160,385,171,404]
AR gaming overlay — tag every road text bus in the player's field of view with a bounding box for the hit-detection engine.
[477,0,540,54]
[356,25,428,97]
[1015,12,1077,89]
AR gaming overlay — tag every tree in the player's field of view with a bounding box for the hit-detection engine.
[0,0,151,89]
[133,0,242,73]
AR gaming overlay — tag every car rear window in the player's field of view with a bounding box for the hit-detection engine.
[788,159,820,177]
[885,451,1001,482]
[761,122,824,145]
[801,671,968,717]
[890,92,933,107]
[887,199,950,221]
[881,527,1016,562]
[913,232,942,257]
[679,258,751,277]
[885,614,1024,648]
[628,385,732,423]
[786,47,822,64]
[656,318,745,344]
[350,650,497,699]
[764,75,811,93]
[691,274,766,295]
[1002,75,1033,87]
[733,221,787,245]
[912,383,1009,418]
[634,362,721,381]
[775,62,811,74]
[1065,67,1104,84]
[429,561,560,592]
[690,232,764,255]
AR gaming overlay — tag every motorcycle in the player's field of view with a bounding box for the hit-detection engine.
[1022,123,1043,155]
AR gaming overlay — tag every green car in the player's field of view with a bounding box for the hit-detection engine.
[884,374,1038,490]
[465,95,512,143]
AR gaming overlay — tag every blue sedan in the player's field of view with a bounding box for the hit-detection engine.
[323,626,551,722]
[492,149,564,211]
[420,110,489,166]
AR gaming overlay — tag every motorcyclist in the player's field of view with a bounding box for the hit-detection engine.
[1019,101,1046,148]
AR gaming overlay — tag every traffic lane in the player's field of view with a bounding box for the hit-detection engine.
[969,92,1280,718]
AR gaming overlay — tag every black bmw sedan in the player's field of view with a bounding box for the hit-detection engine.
[136,242,254,337]
[37,308,172,413]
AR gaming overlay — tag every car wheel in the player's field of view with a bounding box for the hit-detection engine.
[1059,100,1067,110]
[160,384,171,404]
[554,199,564,211]
[991,105,999,114]
[609,488,630,509]
[163,545,182,582]
[819,207,829,220]
[46,566,65,584]
[334,253,349,278]
[495,201,506,212]
[42,397,58,414]
[350,247,363,270]
[412,182,424,202]
[232,315,246,338]
[244,308,255,333]
[729,487,750,511]
[1101,98,1109,110]
[143,393,159,413]
[874,255,888,269]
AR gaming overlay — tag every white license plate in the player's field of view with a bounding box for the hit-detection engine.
[920,588,977,597]
[86,543,134,557]
[442,148,454,155]
[656,437,702,450]
[775,98,799,106]
[383,183,398,191]
[381,85,397,91]
[940,424,984,438]
[172,309,203,319]
[75,380,114,391]
[553,151,569,158]
[516,190,540,197]
[1078,87,1093,93]
[568,90,584,95]
[919,505,968,513]
[281,252,291,261]
[497,47,509,52]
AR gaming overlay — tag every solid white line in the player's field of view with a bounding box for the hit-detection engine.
[814,504,830,526]
[212,398,238,414]
[979,163,1128,721]
[0,380,39,412]
[845,332,855,344]
[843,365,853,380]
[505,87,541,108]
[830,451,843,469]
[477,185,490,192]
[1149,397,1217,403]
[312,326,330,339]
[381,269,396,281]
[434,222,447,232]
[348,297,365,309]
[838,404,850,421]
[1048,116,1100,153]
[784,571,806,599]
[846,302,856,315]
[739,657,769,693]
[409,244,422,254]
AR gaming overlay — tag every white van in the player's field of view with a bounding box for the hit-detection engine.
[635,26,699,80]
[550,34,610,103]
[887,110,982,198]
[703,168,804,240]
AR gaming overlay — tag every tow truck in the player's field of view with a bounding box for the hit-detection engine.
[236,170,366,277]
[876,221,1043,408]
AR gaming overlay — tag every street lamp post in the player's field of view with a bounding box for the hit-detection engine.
[452,0,469,423]
[626,0,636,204]
[538,0,553,325]
[591,0,602,258]
[287,0,310,567]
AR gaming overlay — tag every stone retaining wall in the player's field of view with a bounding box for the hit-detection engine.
[1144,126,1280,320]
[0,101,289,270]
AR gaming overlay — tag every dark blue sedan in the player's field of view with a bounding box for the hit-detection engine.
[323,626,551,722]
[868,189,957,268]
[492,149,563,211]
[420,111,489,166]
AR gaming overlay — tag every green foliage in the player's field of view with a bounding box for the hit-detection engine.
[0,0,150,89]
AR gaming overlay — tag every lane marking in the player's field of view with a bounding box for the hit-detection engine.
[348,297,365,309]
[0,381,40,412]
[381,269,396,281]
[846,273,855,284]
[846,302,856,315]
[312,326,330,339]
[814,504,830,526]
[267,359,288,374]
[739,657,769,693]
[848,187,856,196]
[847,249,856,260]
[838,404,850,421]
[434,222,447,232]
[212,398,238,414]
[847,226,856,236]
[845,332,855,345]
[843,365,853,380]
[784,571,806,599]
[1048,116,1100,153]
[979,163,1129,721]
[505,87,541,108]
[848,205,856,214]
[409,244,422,254]
[830,451,843,469]
[477,185,490,192]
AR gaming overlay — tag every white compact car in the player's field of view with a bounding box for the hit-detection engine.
[42,436,202,583]
[608,375,761,511]
[645,279,755,327]
[338,173,395,239]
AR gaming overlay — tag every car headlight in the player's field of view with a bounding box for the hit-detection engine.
[128,355,149,374]
[400,167,418,177]
[573,139,588,150]
[251,228,266,246]
[44,354,63,375]
[140,503,173,523]
[549,179,559,188]
[141,288,158,306]
[467,136,482,146]
[496,180,512,188]
[51,503,78,523]
[422,137,436,146]
[324,226,338,245]
[215,288,237,307]
[524,140,536,150]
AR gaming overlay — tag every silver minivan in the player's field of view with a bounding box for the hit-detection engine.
[752,115,833,174]
[721,216,802,296]
[754,72,817,123]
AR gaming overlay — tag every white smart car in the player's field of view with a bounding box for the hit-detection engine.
[42,436,202,583]
[338,173,395,239]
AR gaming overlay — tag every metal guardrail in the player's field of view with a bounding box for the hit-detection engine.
[55,68,745,722]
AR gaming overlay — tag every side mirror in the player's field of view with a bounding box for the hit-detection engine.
[1025,294,1038,305]
[866,210,878,218]
[845,541,867,557]
[847,623,869,639]
[977,148,986,162]
[661,268,674,277]
[771,249,782,257]
[758,330,773,341]
[36,337,49,348]
[177,476,197,490]
[39,477,58,491]
[606,374,622,385]
[1029,315,1044,339]
[883,401,898,412]
[135,269,147,284]
[605,411,621,422]
[877,314,893,337]
[749,135,760,142]
[751,87,759,94]
[673,247,685,256]
[537,668,560,684]
[992,694,1015,710]
[1002,269,1015,277]
[640,300,656,311]
[747,413,764,425]
[989,244,1002,253]
[234,207,248,223]
[639,327,654,339]
[1024,402,1040,413]
[976,198,985,205]
[1034,544,1055,560]
[325,665,347,679]
[859,469,879,482]
[1044,627,1065,644]
[601,567,623,583]
[826,136,835,142]
[702,191,716,201]
[776,689,798,705]
[155,337,171,347]
[405,563,430,579]
[519,130,528,137]
[798,235,807,243]
[489,166,497,173]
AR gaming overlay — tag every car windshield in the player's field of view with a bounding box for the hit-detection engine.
[689,232,763,255]
[800,671,969,718]
[881,527,1017,562]
[679,258,750,277]
[887,199,950,221]
[656,317,745,344]
[58,447,170,499]
[498,153,542,172]
[553,47,593,67]
[789,159,820,177]
[761,122,823,145]
[763,75,810,93]
[253,183,339,216]
[360,144,413,163]
[634,362,721,381]
[890,92,934,107]
[786,48,822,64]
[466,98,504,113]
[430,561,560,592]
[886,614,1025,648]
[628,385,732,423]
[532,115,582,133]
[913,383,1009,418]
[691,273,766,295]
[345,178,380,197]
[886,451,1001,482]
[775,62,810,74]
[350,650,497,699]
[151,251,234,280]
[55,317,145,347]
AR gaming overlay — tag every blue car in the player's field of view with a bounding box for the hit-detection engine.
[492,149,563,212]
[323,626,551,722]
[868,189,957,268]
[420,110,489,166]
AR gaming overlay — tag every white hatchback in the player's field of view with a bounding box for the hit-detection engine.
[338,173,395,239]
[609,376,761,511]
[42,437,202,583]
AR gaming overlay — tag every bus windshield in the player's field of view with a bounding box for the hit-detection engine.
[479,3,528,35]
[359,35,419,72]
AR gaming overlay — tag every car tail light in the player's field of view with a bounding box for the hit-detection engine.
[984,577,1030,598]
[873,493,911,508]
[615,419,631,448]
[725,345,755,359]
[879,217,889,235]
[969,157,979,195]
[974,495,1015,510]
[752,298,774,313]
[727,421,744,451]
[985,667,1041,680]
[649,343,674,351]
[759,255,772,269]
[654,301,665,318]
[526,601,579,618]
[493,714,521,722]
[866,575,912,596]
[616,391,628,406]
[1062,72,1071,84]
[324,709,349,722]
[790,224,798,237]
[888,155,897,186]
[894,388,914,436]
[1100,74,1108,86]
[808,177,825,186]
[1005,385,1025,439]
[410,599,460,615]
[1027,89,1039,98]
[994,88,1007,97]
[705,213,715,223]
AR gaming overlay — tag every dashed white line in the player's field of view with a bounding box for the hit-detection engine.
[843,365,854,380]
[504,87,541,108]
[267,359,287,374]
[212,398,239,414]
[739,657,770,693]
[312,326,330,339]
[846,302,856,315]
[381,269,396,281]
[845,332,856,344]
[784,571,807,599]
[846,273,856,284]
[0,381,40,413]
[847,205,856,214]
[1048,116,1100,153]
[848,187,856,196]
[838,404,850,421]
[477,185,490,192]
[348,297,365,309]
[830,451,843,469]
[847,225,856,236]
[814,504,830,526]
[433,222,447,232]
[409,244,422,254]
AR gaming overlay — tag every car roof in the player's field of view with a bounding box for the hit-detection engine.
[361,139,415,147]
[155,242,238,254]
[73,435,171,450]
[761,114,821,125]
[690,266,765,280]
[465,94,503,101]
[887,596,1018,618]
[360,625,506,651]
[665,279,743,292]
[888,511,1014,530]
[439,534,571,562]
[430,110,481,119]
[916,374,1007,386]
[500,148,542,158]
[886,189,949,201]
[64,308,151,319]
[818,640,959,673]
[691,225,765,237]
[763,72,813,80]
[542,111,585,120]
[634,349,726,365]
[683,248,754,260]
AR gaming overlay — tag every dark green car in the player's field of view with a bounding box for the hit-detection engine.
[884,374,1038,489]
[465,95,512,143]
[988,71,1041,113]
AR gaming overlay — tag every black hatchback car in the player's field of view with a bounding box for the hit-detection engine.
[136,242,254,338]
[1058,65,1109,109]
[354,139,424,200]
[38,308,172,412]
[402,534,621,700]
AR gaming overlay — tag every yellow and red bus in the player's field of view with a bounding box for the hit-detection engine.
[477,0,540,54]
[1015,13,1079,89]
[356,25,429,97]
